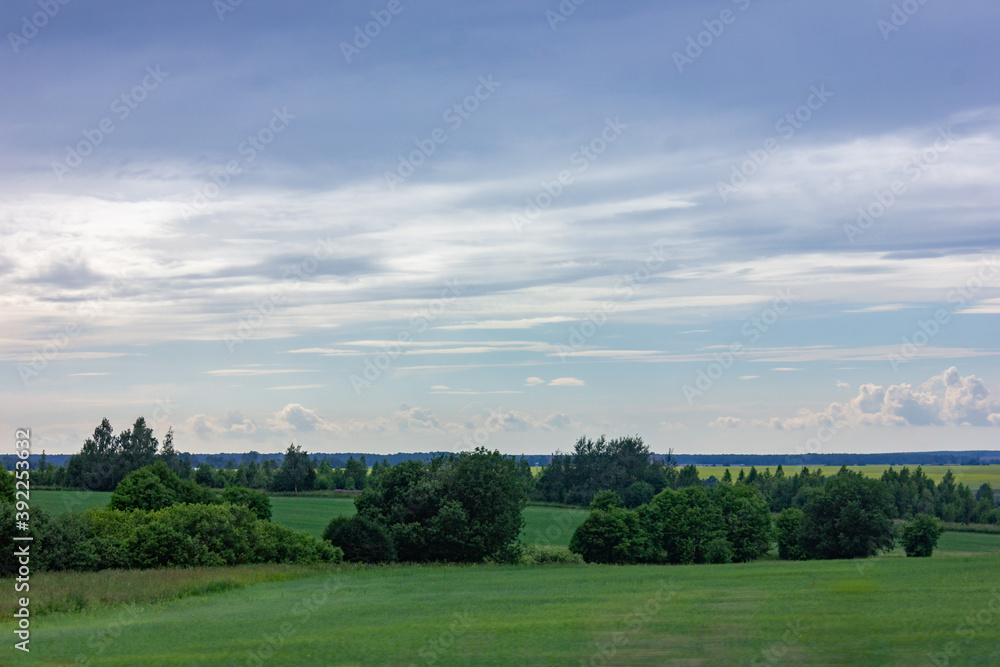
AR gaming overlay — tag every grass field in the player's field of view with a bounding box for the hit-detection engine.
[9,555,999,665]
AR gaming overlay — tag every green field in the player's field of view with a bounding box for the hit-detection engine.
[11,491,1000,664]
[9,556,999,665]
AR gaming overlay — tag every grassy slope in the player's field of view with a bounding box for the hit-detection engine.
[14,556,1000,666]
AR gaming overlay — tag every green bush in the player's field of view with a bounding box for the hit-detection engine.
[221,486,272,520]
[520,544,584,565]
[623,481,655,509]
[323,515,397,563]
[900,514,944,557]
[569,506,644,564]
[648,487,726,564]
[108,461,216,512]
[0,468,15,503]
[775,508,806,560]
[712,484,773,562]
[704,537,733,564]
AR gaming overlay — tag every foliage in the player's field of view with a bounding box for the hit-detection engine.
[66,417,160,491]
[272,444,316,493]
[704,537,733,564]
[107,462,214,512]
[623,481,655,508]
[712,484,773,562]
[519,543,584,565]
[799,471,896,559]
[0,468,14,503]
[901,514,945,557]
[568,505,644,564]
[532,435,675,506]
[20,503,340,574]
[220,486,272,521]
[355,448,527,563]
[323,515,397,563]
[775,508,807,560]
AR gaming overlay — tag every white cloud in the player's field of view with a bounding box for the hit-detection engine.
[709,416,745,429]
[549,377,585,387]
[756,367,1000,429]
[524,377,545,386]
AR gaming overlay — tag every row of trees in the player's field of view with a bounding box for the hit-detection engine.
[30,418,377,495]
[570,469,946,565]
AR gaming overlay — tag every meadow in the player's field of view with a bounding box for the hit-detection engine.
[9,490,1000,664]
[11,553,1000,665]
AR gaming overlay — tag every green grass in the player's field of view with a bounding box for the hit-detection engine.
[268,495,356,537]
[29,488,111,515]
[8,556,999,665]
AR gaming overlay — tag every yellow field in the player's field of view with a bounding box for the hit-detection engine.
[529,465,1000,489]
[694,465,1000,489]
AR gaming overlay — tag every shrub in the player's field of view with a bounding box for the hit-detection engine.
[569,506,643,564]
[704,537,733,564]
[520,544,584,565]
[901,514,945,557]
[109,461,215,512]
[775,508,806,560]
[323,516,397,563]
[221,486,272,520]
[0,468,15,503]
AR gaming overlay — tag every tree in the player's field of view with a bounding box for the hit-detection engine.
[0,468,14,503]
[712,484,772,562]
[775,508,806,560]
[721,469,733,485]
[108,461,215,511]
[273,444,316,493]
[323,515,396,563]
[900,514,944,557]
[799,472,895,559]
[355,448,526,563]
[343,456,368,491]
[569,505,643,564]
[158,427,179,473]
[647,487,725,564]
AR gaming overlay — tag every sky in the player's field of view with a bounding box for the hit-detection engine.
[2,0,1000,457]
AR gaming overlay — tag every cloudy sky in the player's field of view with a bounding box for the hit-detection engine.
[3,0,1000,456]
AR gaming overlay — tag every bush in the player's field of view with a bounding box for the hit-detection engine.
[0,468,15,503]
[569,506,643,564]
[323,516,397,563]
[704,537,733,564]
[901,514,945,557]
[775,508,806,560]
[520,544,584,565]
[221,486,272,520]
[108,462,216,512]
